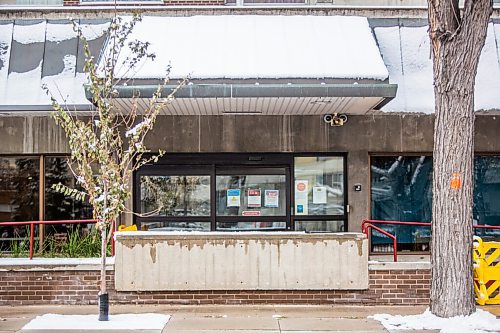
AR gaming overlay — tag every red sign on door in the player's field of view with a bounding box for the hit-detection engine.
[242,211,261,216]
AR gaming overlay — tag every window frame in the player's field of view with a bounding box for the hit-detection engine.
[291,153,348,232]
[134,153,348,232]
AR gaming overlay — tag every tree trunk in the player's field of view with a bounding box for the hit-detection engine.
[428,0,492,318]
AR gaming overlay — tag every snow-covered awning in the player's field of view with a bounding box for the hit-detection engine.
[374,20,500,113]
[0,19,109,112]
[112,15,389,81]
[105,15,396,115]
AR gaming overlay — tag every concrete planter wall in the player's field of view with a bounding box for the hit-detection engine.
[114,232,368,291]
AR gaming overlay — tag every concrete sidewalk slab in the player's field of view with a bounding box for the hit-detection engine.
[165,316,279,331]
[0,305,442,333]
[278,317,385,332]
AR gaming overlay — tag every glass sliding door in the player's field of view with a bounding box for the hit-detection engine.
[216,167,289,230]
[135,166,212,231]
[134,153,347,232]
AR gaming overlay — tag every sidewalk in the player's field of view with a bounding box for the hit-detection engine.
[0,304,443,333]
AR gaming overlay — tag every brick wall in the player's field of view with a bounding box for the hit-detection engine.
[0,269,430,306]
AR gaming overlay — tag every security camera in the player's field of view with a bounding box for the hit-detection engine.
[323,113,348,127]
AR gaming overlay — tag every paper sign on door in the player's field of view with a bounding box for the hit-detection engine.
[313,186,327,204]
[227,189,241,207]
[264,190,279,208]
[247,189,261,207]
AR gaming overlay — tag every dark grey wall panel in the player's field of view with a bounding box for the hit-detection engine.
[42,21,78,77]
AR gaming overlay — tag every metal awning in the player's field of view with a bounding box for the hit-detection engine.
[107,83,397,115]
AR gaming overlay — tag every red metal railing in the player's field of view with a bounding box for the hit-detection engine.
[362,219,500,262]
[0,219,115,259]
[362,222,398,262]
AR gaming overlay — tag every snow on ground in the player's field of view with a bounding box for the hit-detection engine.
[22,313,170,330]
[369,308,500,333]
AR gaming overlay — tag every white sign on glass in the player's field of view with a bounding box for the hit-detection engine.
[264,190,279,208]
[247,189,262,208]
[313,186,327,204]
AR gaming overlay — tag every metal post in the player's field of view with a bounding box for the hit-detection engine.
[29,223,34,260]
[39,155,45,253]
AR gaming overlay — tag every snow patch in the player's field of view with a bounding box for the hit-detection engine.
[22,313,170,330]
[0,22,13,80]
[369,308,500,333]
[13,21,46,44]
[46,22,77,43]
[80,22,109,41]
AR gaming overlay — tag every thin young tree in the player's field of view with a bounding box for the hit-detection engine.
[47,15,184,321]
[428,0,492,317]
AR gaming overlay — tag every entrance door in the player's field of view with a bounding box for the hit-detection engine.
[134,153,347,232]
[215,166,290,231]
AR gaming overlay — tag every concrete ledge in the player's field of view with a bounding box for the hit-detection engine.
[0,257,115,271]
[115,232,368,291]
[369,260,430,270]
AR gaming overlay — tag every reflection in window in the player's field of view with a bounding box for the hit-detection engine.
[294,220,344,232]
[141,221,210,231]
[0,157,40,223]
[140,176,210,217]
[44,157,92,221]
[216,175,286,217]
[370,156,432,252]
[474,156,500,239]
[294,157,344,216]
[0,157,40,249]
[217,221,286,231]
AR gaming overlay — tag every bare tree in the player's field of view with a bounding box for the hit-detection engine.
[428,0,492,317]
[47,15,184,321]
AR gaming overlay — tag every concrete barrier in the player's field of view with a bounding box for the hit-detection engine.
[114,232,368,291]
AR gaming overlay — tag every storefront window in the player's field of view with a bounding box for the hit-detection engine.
[44,157,92,221]
[0,157,40,250]
[370,156,432,251]
[139,221,210,231]
[293,157,344,216]
[294,220,344,232]
[140,175,211,217]
[474,156,500,239]
[0,157,40,223]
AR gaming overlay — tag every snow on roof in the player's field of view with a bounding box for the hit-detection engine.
[0,22,13,81]
[80,22,110,41]
[375,22,500,113]
[13,21,46,45]
[0,20,109,109]
[111,15,389,81]
[46,22,78,43]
